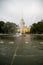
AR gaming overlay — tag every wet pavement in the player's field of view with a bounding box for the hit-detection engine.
[0,34,43,65]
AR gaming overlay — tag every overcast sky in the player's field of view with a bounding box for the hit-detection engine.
[0,0,43,26]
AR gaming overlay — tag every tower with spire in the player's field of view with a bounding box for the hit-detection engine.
[17,17,30,34]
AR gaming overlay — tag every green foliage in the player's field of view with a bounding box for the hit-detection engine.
[0,21,5,33]
[30,20,43,34]
[0,21,17,34]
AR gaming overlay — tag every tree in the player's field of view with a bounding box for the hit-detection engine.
[30,20,43,34]
[4,22,17,34]
[0,21,5,33]
[0,21,17,34]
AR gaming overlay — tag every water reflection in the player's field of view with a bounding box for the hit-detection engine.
[0,34,43,65]
[31,34,43,41]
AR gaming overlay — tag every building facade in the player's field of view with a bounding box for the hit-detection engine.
[17,18,30,34]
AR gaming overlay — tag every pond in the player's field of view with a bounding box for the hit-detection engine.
[0,34,43,65]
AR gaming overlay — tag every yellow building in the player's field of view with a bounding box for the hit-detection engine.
[17,18,30,34]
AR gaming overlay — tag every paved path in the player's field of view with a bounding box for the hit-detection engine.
[0,35,43,65]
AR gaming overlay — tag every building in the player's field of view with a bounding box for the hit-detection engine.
[17,17,30,34]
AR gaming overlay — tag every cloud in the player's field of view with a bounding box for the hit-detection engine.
[0,0,43,26]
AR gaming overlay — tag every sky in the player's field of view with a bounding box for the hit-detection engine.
[0,0,43,26]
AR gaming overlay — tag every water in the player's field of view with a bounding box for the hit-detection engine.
[0,34,43,65]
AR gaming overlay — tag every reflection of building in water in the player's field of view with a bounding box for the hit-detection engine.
[17,17,30,34]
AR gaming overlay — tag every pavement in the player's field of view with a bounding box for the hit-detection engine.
[0,35,43,65]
